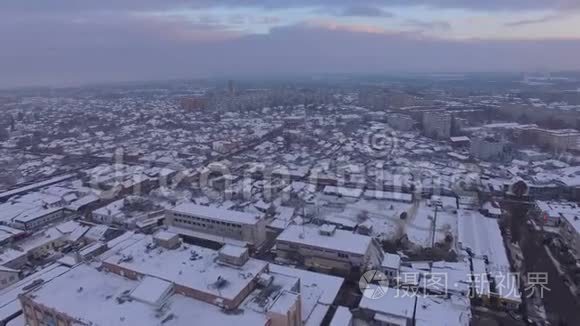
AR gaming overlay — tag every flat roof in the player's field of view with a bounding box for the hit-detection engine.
[268,264,343,324]
[0,248,26,265]
[171,203,261,225]
[22,259,343,326]
[219,244,248,258]
[457,210,510,272]
[154,230,178,242]
[25,264,268,326]
[381,253,401,270]
[450,136,470,142]
[364,190,413,202]
[359,285,415,319]
[130,276,173,306]
[330,306,352,326]
[0,173,76,201]
[11,206,63,224]
[323,186,363,198]
[0,264,70,321]
[561,213,580,234]
[0,226,25,244]
[277,225,372,256]
[103,236,267,301]
[167,226,248,247]
[415,296,471,326]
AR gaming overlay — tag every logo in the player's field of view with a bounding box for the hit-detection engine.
[359,270,390,299]
[364,129,397,159]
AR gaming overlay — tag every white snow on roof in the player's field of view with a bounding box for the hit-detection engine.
[0,226,24,244]
[130,276,173,306]
[381,253,401,270]
[26,264,267,326]
[277,225,372,256]
[0,264,70,321]
[364,190,413,202]
[153,230,178,242]
[268,290,299,315]
[430,261,471,296]
[415,295,471,326]
[219,244,247,258]
[170,203,261,225]
[103,236,267,301]
[330,306,352,326]
[269,264,343,324]
[66,194,100,211]
[359,285,415,319]
[458,210,510,273]
[323,186,363,198]
[0,248,26,266]
[450,136,470,142]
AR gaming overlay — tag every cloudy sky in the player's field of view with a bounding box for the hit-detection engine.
[1,1,580,87]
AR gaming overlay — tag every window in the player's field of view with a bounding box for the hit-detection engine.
[338,253,348,258]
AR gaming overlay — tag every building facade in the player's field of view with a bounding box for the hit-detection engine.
[470,137,508,161]
[166,203,268,248]
[559,213,580,260]
[422,111,451,140]
[275,225,384,276]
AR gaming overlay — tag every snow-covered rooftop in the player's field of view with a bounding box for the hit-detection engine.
[103,236,267,302]
[277,225,373,256]
[170,203,261,225]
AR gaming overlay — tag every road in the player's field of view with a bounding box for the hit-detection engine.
[504,200,580,325]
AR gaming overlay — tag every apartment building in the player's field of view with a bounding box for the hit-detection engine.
[470,136,508,161]
[422,111,451,140]
[516,125,580,152]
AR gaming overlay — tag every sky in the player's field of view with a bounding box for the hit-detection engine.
[1,1,580,87]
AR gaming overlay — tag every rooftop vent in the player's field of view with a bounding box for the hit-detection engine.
[213,276,229,289]
[218,245,249,266]
[319,224,336,236]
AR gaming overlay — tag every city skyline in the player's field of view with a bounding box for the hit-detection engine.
[1,1,580,87]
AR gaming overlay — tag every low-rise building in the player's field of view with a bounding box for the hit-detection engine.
[358,285,471,326]
[559,213,580,259]
[0,266,19,290]
[531,200,578,227]
[0,226,26,246]
[363,190,413,203]
[10,207,66,231]
[358,285,416,326]
[450,136,470,148]
[0,248,27,270]
[19,236,343,326]
[276,224,384,276]
[101,235,268,310]
[381,253,401,280]
[166,203,267,248]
